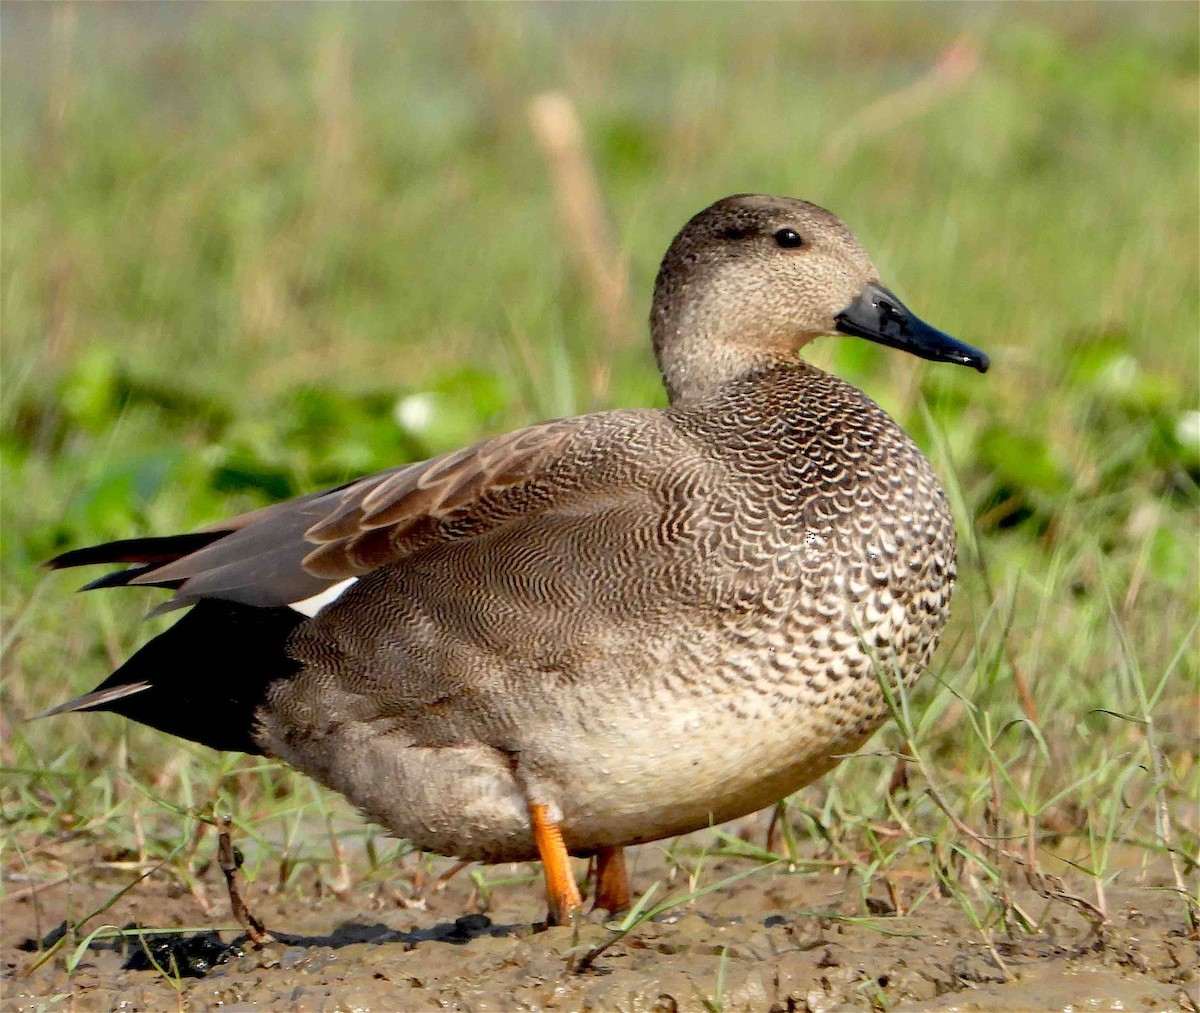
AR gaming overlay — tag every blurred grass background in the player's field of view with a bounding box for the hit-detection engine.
[2,3,1197,920]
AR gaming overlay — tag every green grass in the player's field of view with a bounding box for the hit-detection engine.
[2,1,1197,954]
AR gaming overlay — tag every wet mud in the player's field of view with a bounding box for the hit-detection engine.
[4,835,1196,1012]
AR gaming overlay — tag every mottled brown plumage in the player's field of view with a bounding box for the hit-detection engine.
[45,195,988,923]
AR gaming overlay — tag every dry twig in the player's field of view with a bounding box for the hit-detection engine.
[529,91,632,404]
[217,818,272,946]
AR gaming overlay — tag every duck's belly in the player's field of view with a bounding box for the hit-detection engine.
[259,603,931,863]
[543,674,887,854]
[260,677,880,863]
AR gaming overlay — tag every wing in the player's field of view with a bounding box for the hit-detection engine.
[48,416,607,611]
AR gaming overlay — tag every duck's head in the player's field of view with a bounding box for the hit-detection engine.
[651,194,989,402]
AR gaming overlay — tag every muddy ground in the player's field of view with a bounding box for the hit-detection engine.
[3,830,1197,1012]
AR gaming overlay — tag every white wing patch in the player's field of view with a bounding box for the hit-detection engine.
[289,578,358,617]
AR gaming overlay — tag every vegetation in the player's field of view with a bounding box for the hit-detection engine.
[3,1,1196,976]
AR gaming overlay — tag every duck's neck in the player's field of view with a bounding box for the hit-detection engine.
[651,292,800,404]
[649,254,812,403]
[655,333,798,403]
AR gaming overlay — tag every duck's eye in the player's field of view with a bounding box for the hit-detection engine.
[774,228,803,249]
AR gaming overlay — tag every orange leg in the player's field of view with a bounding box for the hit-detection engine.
[593,846,631,914]
[529,802,582,925]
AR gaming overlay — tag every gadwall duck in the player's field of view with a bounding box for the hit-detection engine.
[44,195,988,924]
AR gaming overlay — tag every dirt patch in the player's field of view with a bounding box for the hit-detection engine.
[3,835,1196,1012]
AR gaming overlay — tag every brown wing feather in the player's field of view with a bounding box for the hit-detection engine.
[299,420,580,580]
[63,417,588,608]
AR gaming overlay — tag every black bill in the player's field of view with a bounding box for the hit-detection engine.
[835,282,989,373]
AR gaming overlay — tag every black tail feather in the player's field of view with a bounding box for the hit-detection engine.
[46,533,231,571]
[37,600,304,755]
[35,680,154,719]
[79,565,174,592]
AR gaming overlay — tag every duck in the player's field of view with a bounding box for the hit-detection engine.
[43,195,988,925]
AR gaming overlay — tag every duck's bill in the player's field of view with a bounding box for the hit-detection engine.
[834,282,989,373]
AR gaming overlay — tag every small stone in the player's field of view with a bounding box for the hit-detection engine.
[281,946,308,970]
